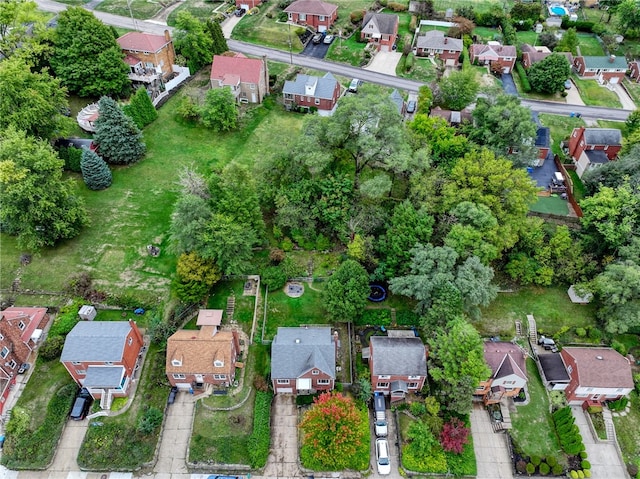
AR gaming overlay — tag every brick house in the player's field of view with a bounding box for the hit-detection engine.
[360,13,399,52]
[415,30,463,66]
[283,72,341,116]
[0,307,49,414]
[369,333,427,402]
[210,53,269,104]
[629,60,640,82]
[117,30,176,81]
[469,42,516,73]
[60,320,145,408]
[271,327,336,395]
[568,127,622,178]
[166,310,241,393]
[474,342,527,405]
[560,347,634,406]
[521,44,573,69]
[284,0,338,32]
[573,55,628,84]
[236,0,261,10]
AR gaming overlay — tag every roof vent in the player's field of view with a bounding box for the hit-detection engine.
[295,338,300,344]
[596,355,604,360]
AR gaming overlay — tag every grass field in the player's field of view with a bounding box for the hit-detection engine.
[262,283,328,340]
[577,33,605,56]
[529,195,570,215]
[567,170,586,202]
[613,391,640,468]
[326,34,366,66]
[397,56,439,82]
[166,0,228,26]
[232,4,305,52]
[623,78,640,106]
[478,285,597,337]
[539,113,586,155]
[572,75,622,108]
[94,0,163,20]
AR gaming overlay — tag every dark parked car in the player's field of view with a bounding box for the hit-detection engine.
[234,7,245,16]
[70,388,93,421]
[407,100,417,113]
[312,33,324,44]
[17,363,30,374]
[167,386,178,405]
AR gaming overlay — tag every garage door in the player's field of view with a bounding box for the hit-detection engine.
[297,378,311,390]
[610,77,619,84]
[278,388,293,394]
[175,383,191,390]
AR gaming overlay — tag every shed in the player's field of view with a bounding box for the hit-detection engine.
[78,305,97,321]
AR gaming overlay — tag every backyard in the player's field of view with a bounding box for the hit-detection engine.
[231,4,305,52]
[539,113,586,155]
[577,33,605,56]
[529,195,570,216]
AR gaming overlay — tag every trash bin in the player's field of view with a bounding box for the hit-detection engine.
[570,112,575,117]
[526,167,534,173]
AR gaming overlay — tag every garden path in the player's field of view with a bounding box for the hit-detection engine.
[470,403,514,478]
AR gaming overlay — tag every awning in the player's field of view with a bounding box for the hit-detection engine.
[390,380,408,393]
[84,366,125,389]
[30,329,43,342]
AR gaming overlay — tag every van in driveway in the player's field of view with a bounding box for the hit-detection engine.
[70,388,92,420]
[376,438,391,475]
[373,392,388,436]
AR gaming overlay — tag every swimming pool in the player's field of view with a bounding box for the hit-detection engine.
[549,4,569,16]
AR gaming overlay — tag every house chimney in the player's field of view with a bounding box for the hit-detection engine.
[444,37,448,44]
[164,29,171,43]
[609,54,616,63]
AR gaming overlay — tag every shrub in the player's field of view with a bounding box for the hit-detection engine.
[315,234,330,251]
[39,335,66,360]
[587,327,601,341]
[539,462,550,475]
[410,400,426,416]
[609,396,628,412]
[580,451,588,459]
[281,237,294,251]
[405,52,414,72]
[552,464,564,475]
[578,470,585,479]
[410,15,417,32]
[583,470,591,478]
[58,146,83,172]
[587,405,602,413]
[248,391,272,467]
[278,11,288,21]
[137,407,163,434]
[526,462,535,475]
[581,460,591,469]
[561,18,594,32]
[516,460,527,474]
[350,10,363,23]
[387,2,407,11]
[575,327,586,337]
[531,455,541,466]
[176,95,200,122]
[515,62,531,92]
[261,265,287,290]
[357,309,392,326]
[396,310,419,326]
[546,456,558,467]
[612,340,628,356]
[439,417,470,454]
[571,470,579,479]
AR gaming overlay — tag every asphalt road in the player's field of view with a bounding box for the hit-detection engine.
[35,0,633,119]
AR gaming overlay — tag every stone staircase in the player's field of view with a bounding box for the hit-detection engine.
[226,295,236,321]
[515,320,523,337]
[603,408,616,442]
[527,314,537,344]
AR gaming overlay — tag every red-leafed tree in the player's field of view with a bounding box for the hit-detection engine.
[439,417,470,454]
[299,391,369,470]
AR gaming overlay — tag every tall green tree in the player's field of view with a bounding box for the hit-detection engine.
[200,87,238,131]
[582,148,640,195]
[199,213,257,275]
[123,88,158,129]
[169,194,213,254]
[408,115,472,170]
[94,96,146,165]
[206,19,228,55]
[323,259,370,322]
[434,69,478,111]
[80,148,112,190]
[0,56,73,140]
[0,127,88,250]
[527,53,571,94]
[616,0,640,34]
[444,201,499,264]
[0,0,42,58]
[51,7,130,97]
[593,260,640,334]
[174,11,213,73]
[555,27,578,55]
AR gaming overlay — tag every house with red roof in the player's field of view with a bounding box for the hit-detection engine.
[475,342,527,405]
[560,347,634,406]
[521,44,573,69]
[117,30,176,81]
[415,30,463,66]
[210,53,269,104]
[469,42,516,73]
[284,0,338,32]
[0,307,49,413]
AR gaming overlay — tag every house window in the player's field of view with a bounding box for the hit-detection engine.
[173,373,186,379]
[312,369,319,375]
[250,84,256,90]
[378,375,391,380]
[277,379,290,384]
[299,13,306,21]
[75,369,86,375]
[408,382,418,389]
[285,93,293,99]
[0,347,9,359]
[172,359,182,367]
[567,365,573,374]
[377,382,389,388]
[18,321,25,330]
[504,380,516,385]
[408,375,420,380]
[214,360,224,367]
[105,361,113,366]
[288,12,292,20]
[213,374,227,380]
[318,379,330,385]
[319,15,325,20]
[128,337,133,346]
[8,360,16,369]
[72,361,81,365]
[0,334,3,340]
[315,98,320,105]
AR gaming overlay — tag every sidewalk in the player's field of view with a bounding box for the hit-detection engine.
[470,404,514,479]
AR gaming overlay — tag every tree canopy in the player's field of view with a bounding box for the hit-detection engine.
[80,148,112,190]
[434,69,478,111]
[174,11,214,73]
[94,96,146,165]
[0,0,42,58]
[323,259,370,322]
[527,53,571,94]
[201,87,238,131]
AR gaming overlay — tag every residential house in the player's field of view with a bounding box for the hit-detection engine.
[284,0,338,32]
[282,72,341,116]
[475,342,527,405]
[360,13,399,52]
[521,44,573,69]
[117,30,176,81]
[389,89,405,115]
[568,127,622,178]
[237,0,261,10]
[469,42,516,73]
[60,320,145,408]
[369,333,428,402]
[573,55,628,84]
[166,309,241,392]
[415,30,463,66]
[429,106,472,125]
[535,126,551,165]
[0,307,48,414]
[210,53,269,104]
[629,60,640,82]
[271,327,336,395]
[560,347,634,405]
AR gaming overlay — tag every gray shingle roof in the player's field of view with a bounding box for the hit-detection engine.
[271,327,335,379]
[370,336,427,376]
[581,55,628,70]
[416,30,462,52]
[83,365,125,388]
[583,128,622,146]
[585,150,609,164]
[284,0,338,16]
[282,72,338,100]
[362,12,398,35]
[61,321,132,362]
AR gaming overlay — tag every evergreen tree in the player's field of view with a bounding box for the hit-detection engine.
[206,19,228,55]
[80,149,112,190]
[94,96,146,165]
[123,88,158,129]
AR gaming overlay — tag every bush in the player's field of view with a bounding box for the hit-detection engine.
[526,462,535,475]
[410,15,417,32]
[357,309,392,327]
[539,462,550,475]
[575,327,586,337]
[561,17,594,32]
[405,52,414,72]
[281,237,294,251]
[552,464,564,475]
[580,451,588,459]
[578,470,585,479]
[546,456,558,467]
[612,340,628,356]
[137,407,163,434]
[278,11,288,22]
[396,310,419,326]
[609,396,628,412]
[248,391,272,467]
[387,1,407,11]
[409,400,426,416]
[350,10,363,23]
[587,327,601,341]
[516,460,528,474]
[583,470,591,478]
[571,470,579,479]
[58,146,83,172]
[262,266,287,290]
[531,455,541,466]
[581,460,591,470]
[39,335,66,360]
[315,234,330,251]
[587,405,602,413]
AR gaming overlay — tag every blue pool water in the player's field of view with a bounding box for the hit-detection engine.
[549,5,569,16]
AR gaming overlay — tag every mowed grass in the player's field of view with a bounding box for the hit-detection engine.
[326,34,366,66]
[232,4,304,52]
[613,391,640,468]
[167,0,228,26]
[511,359,564,460]
[478,285,597,337]
[94,0,163,19]
[623,78,640,106]
[263,284,328,340]
[397,56,439,82]
[0,92,304,299]
[572,75,622,108]
[539,113,586,155]
[529,195,570,215]
[577,33,605,56]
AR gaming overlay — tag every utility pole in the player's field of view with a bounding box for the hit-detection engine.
[288,22,293,64]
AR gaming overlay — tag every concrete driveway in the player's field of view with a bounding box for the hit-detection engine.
[470,404,514,479]
[565,79,585,106]
[263,394,298,477]
[221,14,243,39]
[613,83,636,110]
[153,390,195,475]
[365,51,402,76]
[48,419,89,473]
[369,408,402,479]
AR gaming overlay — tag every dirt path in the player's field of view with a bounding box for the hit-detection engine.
[150,1,182,23]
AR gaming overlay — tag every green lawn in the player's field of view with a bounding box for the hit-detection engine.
[577,33,605,56]
[397,56,439,82]
[435,0,505,14]
[204,280,257,335]
[326,34,366,66]
[511,360,564,460]
[539,113,586,155]
[478,285,598,337]
[613,391,640,468]
[262,284,328,340]
[623,78,640,106]
[472,26,501,42]
[231,4,305,52]
[94,0,163,20]
[572,75,622,108]
[167,0,228,26]
[529,195,570,215]
[567,170,586,202]
[516,30,537,45]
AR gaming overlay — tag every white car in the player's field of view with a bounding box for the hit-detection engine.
[376,438,391,475]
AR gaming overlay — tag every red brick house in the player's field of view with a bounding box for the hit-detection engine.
[568,127,622,178]
[210,53,269,104]
[469,42,516,73]
[415,30,463,66]
[283,72,341,116]
[0,307,49,414]
[117,30,176,81]
[60,320,145,409]
[236,0,261,10]
[361,13,399,52]
[271,327,336,395]
[284,0,338,32]
[560,347,634,406]
[369,333,427,403]
[474,342,527,405]
[573,55,627,84]
[521,44,573,69]
[166,310,241,393]
[629,60,640,82]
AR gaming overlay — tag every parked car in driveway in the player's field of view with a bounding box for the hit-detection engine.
[312,33,324,44]
[407,100,417,113]
[373,392,388,437]
[348,78,363,93]
[17,363,30,375]
[323,34,334,44]
[376,438,391,475]
[167,386,178,405]
[70,388,92,421]
[234,7,245,16]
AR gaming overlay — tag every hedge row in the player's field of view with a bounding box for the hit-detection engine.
[247,391,273,468]
[561,17,594,32]
[516,63,531,93]
[552,407,585,456]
